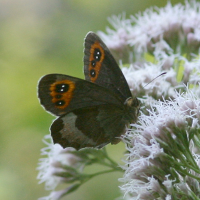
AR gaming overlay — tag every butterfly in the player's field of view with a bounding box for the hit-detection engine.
[38,32,140,150]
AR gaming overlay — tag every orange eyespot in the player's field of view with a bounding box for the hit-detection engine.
[89,41,105,82]
[50,80,75,109]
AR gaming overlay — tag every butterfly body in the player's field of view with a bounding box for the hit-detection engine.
[38,32,140,150]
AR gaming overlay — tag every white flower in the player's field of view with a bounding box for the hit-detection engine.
[99,1,200,59]
[121,61,177,98]
[38,189,65,200]
[37,135,80,190]
[38,187,74,200]
[98,13,130,51]
[120,88,200,199]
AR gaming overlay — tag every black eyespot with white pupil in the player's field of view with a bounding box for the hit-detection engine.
[55,100,65,106]
[90,69,96,77]
[55,94,62,99]
[94,48,101,61]
[55,84,69,93]
[91,60,96,67]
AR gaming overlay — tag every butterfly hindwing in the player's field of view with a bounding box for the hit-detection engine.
[38,74,122,116]
[84,32,132,101]
[51,104,127,150]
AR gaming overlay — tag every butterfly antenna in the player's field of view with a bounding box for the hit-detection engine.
[143,72,167,88]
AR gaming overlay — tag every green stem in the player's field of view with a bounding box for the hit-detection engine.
[81,168,121,185]
[98,148,123,170]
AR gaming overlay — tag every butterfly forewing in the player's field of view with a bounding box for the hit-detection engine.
[84,32,132,101]
[38,74,123,116]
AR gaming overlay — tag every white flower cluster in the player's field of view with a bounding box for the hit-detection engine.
[101,1,200,198]
[120,89,200,199]
[37,135,81,199]
[98,1,200,101]
[98,1,200,56]
[121,55,200,100]
[37,135,121,200]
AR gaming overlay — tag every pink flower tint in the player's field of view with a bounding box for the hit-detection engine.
[37,135,80,190]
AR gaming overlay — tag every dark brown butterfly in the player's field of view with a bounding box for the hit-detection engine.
[38,32,140,150]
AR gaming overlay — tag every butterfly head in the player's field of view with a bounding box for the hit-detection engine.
[124,97,140,124]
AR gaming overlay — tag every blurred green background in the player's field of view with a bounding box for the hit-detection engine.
[0,0,185,199]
